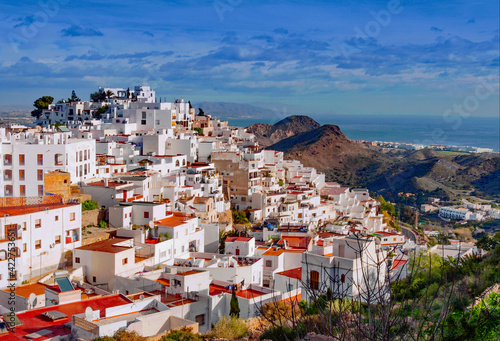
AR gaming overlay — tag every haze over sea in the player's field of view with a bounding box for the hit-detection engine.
[227,114,500,151]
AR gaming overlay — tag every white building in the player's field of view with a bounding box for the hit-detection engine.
[0,198,82,288]
[0,130,96,197]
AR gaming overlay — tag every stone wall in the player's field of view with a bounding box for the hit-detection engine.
[82,209,106,227]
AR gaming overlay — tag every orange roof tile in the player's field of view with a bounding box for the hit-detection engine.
[155,213,196,228]
[276,267,302,280]
[0,203,79,217]
[75,238,132,253]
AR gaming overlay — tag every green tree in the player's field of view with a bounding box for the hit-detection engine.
[90,91,107,102]
[193,127,203,136]
[82,200,99,211]
[95,105,109,119]
[229,286,240,318]
[31,96,54,119]
[106,90,114,99]
[67,90,81,103]
[378,195,396,216]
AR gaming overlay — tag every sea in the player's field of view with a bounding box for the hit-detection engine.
[226,114,500,151]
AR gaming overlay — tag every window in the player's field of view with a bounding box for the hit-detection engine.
[38,185,44,196]
[35,219,41,228]
[35,240,42,249]
[23,222,26,231]
[182,246,185,253]
[265,260,272,267]
[288,284,294,291]
[9,271,17,281]
[341,274,345,283]
[122,258,128,265]
[37,154,43,166]
[75,257,80,263]
[144,212,149,219]
[19,170,25,181]
[19,185,25,196]
[19,154,25,165]
[310,270,319,290]
[37,170,43,181]
[70,212,76,221]
[55,153,63,165]
[55,215,59,221]
[141,120,147,125]
[23,244,27,252]
[55,235,61,244]
[93,276,96,282]
[195,314,205,326]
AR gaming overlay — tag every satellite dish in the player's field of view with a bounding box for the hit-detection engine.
[28,293,37,308]
[139,294,144,300]
[148,221,154,229]
[84,307,93,321]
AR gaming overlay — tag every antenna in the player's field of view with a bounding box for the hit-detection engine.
[139,294,144,300]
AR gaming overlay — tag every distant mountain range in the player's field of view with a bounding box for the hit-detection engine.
[247,115,500,202]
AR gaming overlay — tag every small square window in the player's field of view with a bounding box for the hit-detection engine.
[55,235,61,244]
[55,216,59,221]
[122,258,128,265]
[35,240,42,249]
[75,257,80,263]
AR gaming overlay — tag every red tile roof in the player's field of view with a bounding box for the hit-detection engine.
[75,238,132,253]
[392,259,408,270]
[226,236,253,243]
[279,236,311,249]
[3,294,131,341]
[0,203,79,217]
[276,267,302,280]
[155,213,196,228]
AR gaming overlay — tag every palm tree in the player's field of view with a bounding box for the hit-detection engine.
[105,90,114,99]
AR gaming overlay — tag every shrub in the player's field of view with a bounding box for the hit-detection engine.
[160,327,202,341]
[206,316,248,340]
[82,200,99,211]
[98,220,107,228]
[94,330,146,341]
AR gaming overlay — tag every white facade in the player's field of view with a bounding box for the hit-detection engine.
[0,131,96,196]
[0,202,82,288]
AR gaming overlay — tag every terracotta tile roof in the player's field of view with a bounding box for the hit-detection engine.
[0,203,79,217]
[155,213,196,228]
[262,248,285,256]
[3,295,131,341]
[276,267,302,280]
[226,236,253,243]
[3,283,48,298]
[279,236,311,249]
[75,238,132,253]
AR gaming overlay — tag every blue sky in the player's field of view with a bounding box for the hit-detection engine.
[0,0,498,117]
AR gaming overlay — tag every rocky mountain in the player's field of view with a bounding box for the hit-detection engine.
[246,115,321,147]
[258,116,499,202]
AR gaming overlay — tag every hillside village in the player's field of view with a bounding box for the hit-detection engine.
[0,86,492,339]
